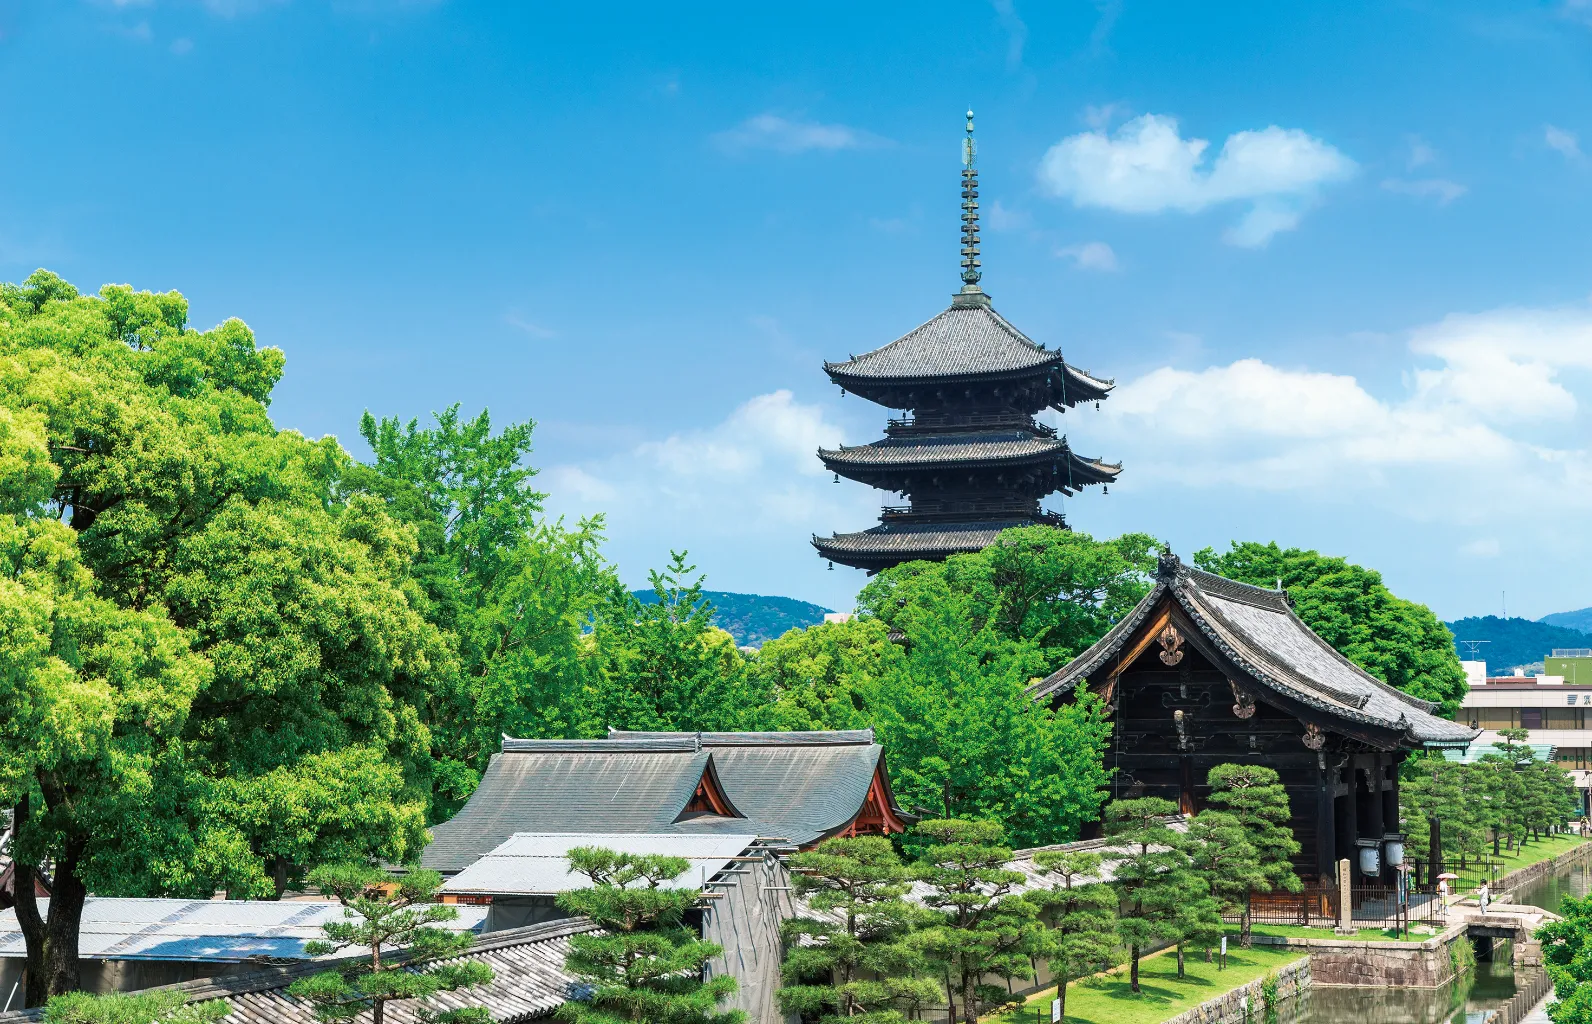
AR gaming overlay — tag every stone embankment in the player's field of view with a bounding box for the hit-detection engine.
[1159,957,1311,1024]
[1247,925,1472,987]
[1497,836,1592,895]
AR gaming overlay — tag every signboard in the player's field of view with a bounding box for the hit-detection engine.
[1051,997,1061,1023]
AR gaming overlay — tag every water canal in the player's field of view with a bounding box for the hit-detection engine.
[1272,855,1592,1024]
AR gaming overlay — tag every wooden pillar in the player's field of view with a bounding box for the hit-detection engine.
[1338,761,1358,870]
[1316,756,1337,882]
[1365,756,1386,883]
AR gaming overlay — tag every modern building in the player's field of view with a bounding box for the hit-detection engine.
[812,112,1119,573]
[1031,550,1477,884]
[421,729,913,877]
[1545,649,1592,686]
[1457,661,1592,815]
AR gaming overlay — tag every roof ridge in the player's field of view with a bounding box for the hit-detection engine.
[608,729,876,747]
[501,736,700,753]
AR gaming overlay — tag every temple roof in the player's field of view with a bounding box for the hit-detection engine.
[1030,553,1477,749]
[819,432,1121,481]
[813,519,1034,563]
[824,302,1113,401]
[422,730,907,872]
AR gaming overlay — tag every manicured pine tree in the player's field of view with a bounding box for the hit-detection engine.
[1103,797,1204,992]
[913,819,1043,1024]
[1206,764,1301,945]
[1188,810,1266,958]
[41,991,228,1024]
[776,835,939,1024]
[1031,849,1117,1022]
[286,865,493,1024]
[555,847,744,1024]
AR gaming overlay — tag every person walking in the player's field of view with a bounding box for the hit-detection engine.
[1478,881,1491,915]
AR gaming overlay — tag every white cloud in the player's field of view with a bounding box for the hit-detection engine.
[1406,136,1437,170]
[714,114,888,155]
[1381,177,1467,204]
[1036,114,1356,246]
[169,36,192,54]
[1094,302,1592,522]
[986,200,1030,231]
[1057,241,1119,271]
[989,0,1027,68]
[1461,538,1501,558]
[1546,125,1584,162]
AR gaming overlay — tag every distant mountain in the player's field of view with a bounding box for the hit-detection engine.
[1445,615,1592,673]
[631,590,833,649]
[1541,607,1592,634]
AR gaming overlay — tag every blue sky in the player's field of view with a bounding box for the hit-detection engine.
[4,1,1592,622]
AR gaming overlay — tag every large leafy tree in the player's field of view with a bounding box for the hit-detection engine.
[861,570,1111,848]
[342,405,617,811]
[913,819,1042,1024]
[777,836,938,1024]
[1540,895,1592,1023]
[750,617,895,732]
[586,552,764,734]
[0,272,446,1001]
[1195,542,1467,715]
[555,846,743,1024]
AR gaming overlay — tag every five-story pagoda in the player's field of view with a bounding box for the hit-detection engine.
[813,111,1121,573]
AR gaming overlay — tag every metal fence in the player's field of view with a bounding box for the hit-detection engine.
[1222,884,1450,930]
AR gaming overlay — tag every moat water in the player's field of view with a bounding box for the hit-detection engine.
[1274,856,1592,1024]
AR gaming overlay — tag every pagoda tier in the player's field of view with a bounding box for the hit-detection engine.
[823,296,1113,414]
[813,110,1121,574]
[818,431,1120,497]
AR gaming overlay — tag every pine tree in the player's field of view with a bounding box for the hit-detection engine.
[1187,811,1263,962]
[1031,850,1117,1022]
[555,847,744,1024]
[286,866,493,1024]
[1206,764,1301,945]
[1103,798,1203,992]
[913,820,1043,1024]
[776,836,939,1024]
[41,991,228,1024]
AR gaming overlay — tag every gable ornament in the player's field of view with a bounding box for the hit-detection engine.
[1157,624,1185,666]
[1301,723,1327,751]
[1230,680,1256,720]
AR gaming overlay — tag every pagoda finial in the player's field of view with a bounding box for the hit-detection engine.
[957,108,985,301]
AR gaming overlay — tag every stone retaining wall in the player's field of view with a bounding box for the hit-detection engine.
[1497,838,1592,896]
[1160,957,1311,1024]
[1247,924,1471,988]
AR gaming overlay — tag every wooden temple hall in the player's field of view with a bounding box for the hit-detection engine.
[1032,551,1477,885]
[813,111,1120,573]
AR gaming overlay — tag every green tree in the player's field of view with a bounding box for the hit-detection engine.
[555,846,743,1024]
[776,836,939,1024]
[1187,811,1264,958]
[1104,798,1206,992]
[586,552,763,734]
[0,272,453,1001]
[1031,849,1117,1023]
[913,819,1042,1024]
[864,571,1111,848]
[342,405,617,811]
[286,865,492,1024]
[1194,542,1467,715]
[858,527,1157,665]
[1401,755,1468,877]
[1205,764,1301,946]
[750,617,895,732]
[41,991,228,1024]
[1539,894,1592,1023]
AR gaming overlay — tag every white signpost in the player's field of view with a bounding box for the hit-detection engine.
[1051,997,1061,1022]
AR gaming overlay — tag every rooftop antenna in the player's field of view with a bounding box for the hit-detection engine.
[954,109,989,307]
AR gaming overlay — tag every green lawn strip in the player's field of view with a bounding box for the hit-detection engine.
[1448,834,1586,891]
[1242,923,1428,942]
[986,945,1306,1024]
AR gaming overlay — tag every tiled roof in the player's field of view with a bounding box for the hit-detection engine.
[0,919,596,1024]
[826,304,1064,381]
[440,833,759,897]
[821,433,1063,467]
[0,899,486,964]
[1031,554,1478,748]
[422,732,904,873]
[813,520,1027,557]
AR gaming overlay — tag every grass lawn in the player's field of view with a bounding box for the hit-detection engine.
[1449,833,1586,891]
[985,945,1306,1024]
[1242,923,1429,942]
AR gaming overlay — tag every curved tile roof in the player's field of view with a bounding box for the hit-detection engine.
[1031,553,1477,749]
[812,520,1028,557]
[825,304,1064,381]
[820,433,1065,467]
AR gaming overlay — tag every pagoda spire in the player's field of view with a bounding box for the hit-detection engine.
[956,108,988,307]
